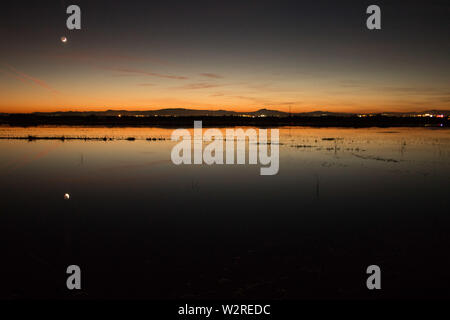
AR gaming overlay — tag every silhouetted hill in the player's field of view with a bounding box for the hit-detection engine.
[30,108,355,117]
[24,108,450,118]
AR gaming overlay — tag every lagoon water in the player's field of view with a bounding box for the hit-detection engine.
[0,126,449,299]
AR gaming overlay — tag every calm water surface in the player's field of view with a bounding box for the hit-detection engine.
[1,126,449,299]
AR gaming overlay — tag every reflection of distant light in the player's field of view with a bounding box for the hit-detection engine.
[64,193,70,200]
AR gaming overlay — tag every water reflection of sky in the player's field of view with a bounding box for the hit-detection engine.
[1,126,449,213]
[0,126,449,298]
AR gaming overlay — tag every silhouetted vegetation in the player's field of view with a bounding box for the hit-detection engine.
[0,135,166,141]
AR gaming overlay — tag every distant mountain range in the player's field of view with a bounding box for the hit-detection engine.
[27,108,348,117]
[3,108,450,117]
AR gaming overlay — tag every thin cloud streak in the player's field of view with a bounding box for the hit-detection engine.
[177,83,222,90]
[50,52,173,67]
[49,52,187,80]
[2,64,59,94]
[200,73,224,79]
[104,67,188,80]
[137,83,156,87]
[0,68,28,85]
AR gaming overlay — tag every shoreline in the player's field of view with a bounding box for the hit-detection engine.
[0,136,167,141]
[0,115,448,128]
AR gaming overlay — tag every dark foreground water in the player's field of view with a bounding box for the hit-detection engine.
[0,126,449,299]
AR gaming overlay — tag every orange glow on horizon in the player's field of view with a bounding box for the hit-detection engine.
[1,62,448,114]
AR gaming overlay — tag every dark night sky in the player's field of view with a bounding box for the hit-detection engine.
[0,0,449,112]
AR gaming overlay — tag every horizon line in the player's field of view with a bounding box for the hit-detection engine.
[2,107,450,115]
